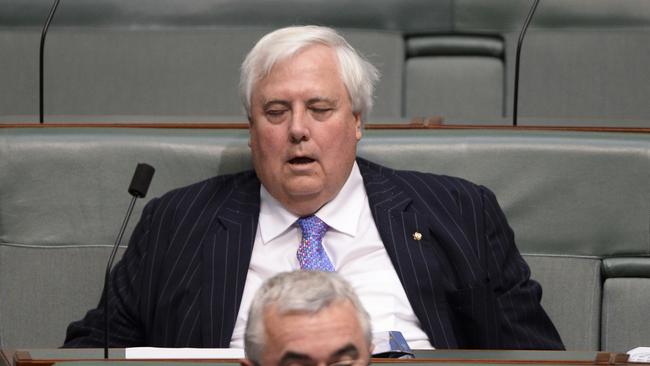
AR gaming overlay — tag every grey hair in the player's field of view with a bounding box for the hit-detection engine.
[240,25,380,124]
[244,271,372,364]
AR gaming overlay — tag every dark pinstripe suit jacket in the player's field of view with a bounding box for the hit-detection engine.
[64,158,564,350]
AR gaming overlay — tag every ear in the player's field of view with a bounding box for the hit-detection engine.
[248,116,254,148]
[353,112,363,141]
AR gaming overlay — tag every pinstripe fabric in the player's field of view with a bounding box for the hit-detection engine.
[63,158,563,350]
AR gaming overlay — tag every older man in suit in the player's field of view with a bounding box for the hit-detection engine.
[64,25,563,350]
[243,271,373,366]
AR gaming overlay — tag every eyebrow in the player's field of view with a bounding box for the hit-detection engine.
[307,97,337,106]
[329,344,359,360]
[261,97,338,109]
[262,100,291,110]
[277,344,360,366]
[278,352,312,366]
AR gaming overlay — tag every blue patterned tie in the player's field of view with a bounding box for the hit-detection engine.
[296,215,335,272]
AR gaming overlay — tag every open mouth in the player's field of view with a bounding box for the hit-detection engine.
[288,157,315,165]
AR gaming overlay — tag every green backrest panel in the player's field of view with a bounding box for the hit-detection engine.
[405,56,504,122]
[524,255,601,351]
[600,258,650,352]
[404,35,505,122]
[7,0,650,31]
[515,30,650,125]
[1,127,648,349]
[601,277,650,352]
[0,28,403,122]
[0,129,251,247]
[359,130,650,256]
[2,0,453,31]
[3,0,650,125]
[455,0,650,32]
[0,245,126,347]
[2,128,647,256]
[455,0,650,125]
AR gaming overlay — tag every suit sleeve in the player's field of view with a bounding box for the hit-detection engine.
[62,198,159,347]
[479,186,565,350]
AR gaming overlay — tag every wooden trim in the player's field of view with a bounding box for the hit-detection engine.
[8,352,631,366]
[14,351,31,362]
[0,122,648,133]
[393,124,650,133]
[373,352,625,364]
[1,349,16,366]
[0,123,250,130]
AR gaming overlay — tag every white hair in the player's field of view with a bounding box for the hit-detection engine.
[244,271,372,364]
[240,25,380,124]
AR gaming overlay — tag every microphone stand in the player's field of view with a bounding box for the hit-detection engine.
[103,163,155,359]
[513,0,540,126]
[103,196,138,359]
[39,0,62,124]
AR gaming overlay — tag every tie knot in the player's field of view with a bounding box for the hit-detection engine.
[297,215,328,239]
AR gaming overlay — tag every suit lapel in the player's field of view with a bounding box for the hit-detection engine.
[358,158,459,348]
[201,173,260,347]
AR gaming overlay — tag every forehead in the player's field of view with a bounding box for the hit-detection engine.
[252,45,347,100]
[262,301,365,354]
[269,44,340,78]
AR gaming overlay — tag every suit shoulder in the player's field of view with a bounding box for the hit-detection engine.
[161,170,256,198]
[399,170,484,196]
[359,157,486,201]
[144,170,259,216]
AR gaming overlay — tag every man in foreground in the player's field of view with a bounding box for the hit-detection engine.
[64,25,564,350]
[243,271,372,366]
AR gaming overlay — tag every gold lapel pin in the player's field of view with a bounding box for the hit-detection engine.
[412,231,422,241]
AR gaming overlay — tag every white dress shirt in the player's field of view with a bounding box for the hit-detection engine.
[229,162,433,350]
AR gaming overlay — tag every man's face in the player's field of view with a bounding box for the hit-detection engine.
[259,300,371,366]
[249,44,362,216]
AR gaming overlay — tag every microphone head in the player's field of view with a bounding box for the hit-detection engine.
[128,163,155,198]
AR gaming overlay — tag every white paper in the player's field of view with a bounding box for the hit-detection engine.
[125,347,245,359]
[627,347,650,363]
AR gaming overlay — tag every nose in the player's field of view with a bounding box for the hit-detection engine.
[288,107,310,144]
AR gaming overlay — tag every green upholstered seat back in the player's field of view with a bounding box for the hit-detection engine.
[1,127,648,350]
[2,0,650,126]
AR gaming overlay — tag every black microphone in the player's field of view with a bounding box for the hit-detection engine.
[39,0,62,124]
[513,0,540,126]
[103,163,155,359]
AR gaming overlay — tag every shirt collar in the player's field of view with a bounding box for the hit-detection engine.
[258,161,365,244]
[316,162,365,237]
[258,185,298,245]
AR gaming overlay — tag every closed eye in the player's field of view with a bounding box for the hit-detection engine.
[267,109,287,116]
[265,108,289,123]
[309,106,335,121]
[311,107,332,113]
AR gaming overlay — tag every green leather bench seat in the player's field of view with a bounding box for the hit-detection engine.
[0,28,404,123]
[2,0,650,126]
[601,258,650,352]
[1,127,648,351]
[405,35,505,121]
